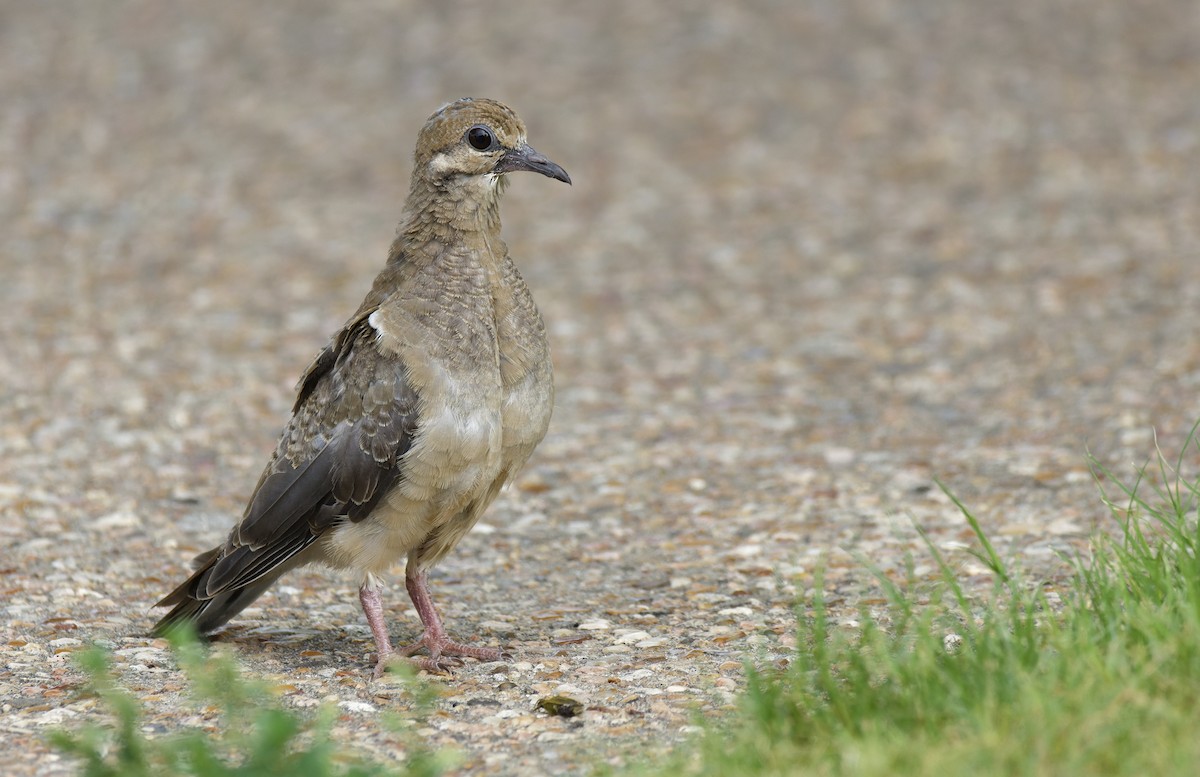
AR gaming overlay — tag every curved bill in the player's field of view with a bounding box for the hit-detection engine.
[495,144,571,184]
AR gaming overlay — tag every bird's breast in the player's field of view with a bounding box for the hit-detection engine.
[402,365,505,503]
[500,360,553,471]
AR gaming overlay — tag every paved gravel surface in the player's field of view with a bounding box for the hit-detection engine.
[3,1,1198,774]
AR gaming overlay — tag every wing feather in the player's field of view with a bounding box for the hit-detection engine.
[153,313,419,634]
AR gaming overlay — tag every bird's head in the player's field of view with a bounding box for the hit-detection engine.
[412,98,571,193]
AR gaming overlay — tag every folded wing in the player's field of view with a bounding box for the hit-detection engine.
[154,315,418,633]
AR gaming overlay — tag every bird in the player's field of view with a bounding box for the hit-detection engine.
[154,98,570,678]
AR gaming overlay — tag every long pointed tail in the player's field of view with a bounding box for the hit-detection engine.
[152,547,283,636]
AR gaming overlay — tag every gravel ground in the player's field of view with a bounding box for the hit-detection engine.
[3,1,1198,774]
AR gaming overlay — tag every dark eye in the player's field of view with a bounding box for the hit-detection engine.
[466,125,496,151]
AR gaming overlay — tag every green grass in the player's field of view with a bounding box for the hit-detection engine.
[50,629,452,777]
[628,429,1200,776]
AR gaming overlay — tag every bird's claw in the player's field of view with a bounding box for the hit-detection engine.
[371,651,460,679]
[398,631,507,665]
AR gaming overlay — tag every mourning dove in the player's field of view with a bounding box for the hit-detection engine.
[154,98,570,677]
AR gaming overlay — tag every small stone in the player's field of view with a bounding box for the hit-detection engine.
[824,447,855,465]
[554,683,585,696]
[578,619,612,631]
[94,511,140,530]
[132,650,168,667]
[339,701,376,713]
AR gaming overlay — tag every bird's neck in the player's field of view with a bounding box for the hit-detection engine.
[396,175,505,247]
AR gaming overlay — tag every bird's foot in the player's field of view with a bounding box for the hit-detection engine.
[370,636,508,679]
[366,571,511,678]
[399,631,509,669]
[370,650,459,680]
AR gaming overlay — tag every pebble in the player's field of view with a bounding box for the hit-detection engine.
[339,701,376,714]
[553,683,585,696]
[578,619,612,631]
[93,511,141,529]
[824,447,856,466]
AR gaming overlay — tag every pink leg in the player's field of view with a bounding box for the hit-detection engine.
[399,571,507,673]
[359,584,397,679]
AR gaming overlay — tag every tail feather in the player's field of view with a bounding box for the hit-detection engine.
[152,547,284,636]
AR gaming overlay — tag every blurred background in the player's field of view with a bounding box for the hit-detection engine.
[2,0,1198,771]
[4,1,1198,476]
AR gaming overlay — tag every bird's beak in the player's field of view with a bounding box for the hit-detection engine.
[495,144,571,184]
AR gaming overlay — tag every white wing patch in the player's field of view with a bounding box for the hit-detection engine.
[367,309,387,339]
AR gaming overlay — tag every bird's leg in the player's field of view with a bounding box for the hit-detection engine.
[398,570,507,672]
[358,583,398,679]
